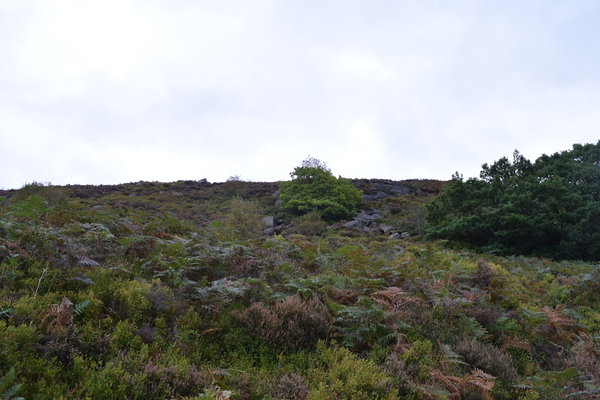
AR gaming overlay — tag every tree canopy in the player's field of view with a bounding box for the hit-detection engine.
[278,157,362,221]
[426,142,600,260]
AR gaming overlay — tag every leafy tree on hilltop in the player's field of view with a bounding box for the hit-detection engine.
[427,142,600,260]
[278,156,362,221]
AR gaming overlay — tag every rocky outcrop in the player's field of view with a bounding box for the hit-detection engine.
[342,209,411,240]
[353,179,413,202]
[352,178,447,202]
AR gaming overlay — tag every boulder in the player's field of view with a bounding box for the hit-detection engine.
[353,179,414,202]
[379,224,395,233]
[388,232,401,240]
[262,227,275,236]
[262,216,274,228]
[355,213,376,222]
[344,220,365,229]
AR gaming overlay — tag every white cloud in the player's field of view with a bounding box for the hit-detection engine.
[1,0,600,189]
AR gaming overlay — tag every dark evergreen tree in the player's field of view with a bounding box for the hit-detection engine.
[427,142,600,260]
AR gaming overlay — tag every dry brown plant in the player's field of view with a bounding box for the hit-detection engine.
[540,304,585,344]
[430,368,495,400]
[463,291,485,303]
[371,287,420,313]
[500,333,531,353]
[40,297,74,332]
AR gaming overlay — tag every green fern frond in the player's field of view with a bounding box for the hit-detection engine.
[439,343,468,365]
[0,367,24,400]
[73,300,91,316]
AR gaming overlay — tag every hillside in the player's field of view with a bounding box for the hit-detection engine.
[0,177,599,399]
[0,178,445,229]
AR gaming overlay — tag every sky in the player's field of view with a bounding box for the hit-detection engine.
[1,0,600,189]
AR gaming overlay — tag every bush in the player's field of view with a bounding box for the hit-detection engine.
[289,210,326,236]
[265,373,308,400]
[9,181,65,207]
[455,339,518,389]
[279,157,362,221]
[226,197,263,239]
[222,175,247,198]
[233,295,329,352]
[307,342,398,400]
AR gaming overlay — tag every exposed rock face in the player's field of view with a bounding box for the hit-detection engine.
[353,179,414,202]
[352,178,447,202]
[342,209,410,239]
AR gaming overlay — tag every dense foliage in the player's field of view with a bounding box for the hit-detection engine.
[279,157,362,221]
[427,142,600,260]
[1,170,600,399]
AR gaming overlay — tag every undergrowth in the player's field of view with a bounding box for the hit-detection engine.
[0,181,598,399]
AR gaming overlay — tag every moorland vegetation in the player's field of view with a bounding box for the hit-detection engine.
[0,148,600,399]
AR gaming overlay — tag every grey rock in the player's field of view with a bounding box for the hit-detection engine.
[393,245,404,253]
[388,232,401,240]
[91,205,102,209]
[198,178,208,183]
[274,199,281,207]
[355,213,375,222]
[401,232,411,239]
[262,227,275,236]
[354,179,414,202]
[128,193,136,197]
[380,224,395,233]
[368,221,378,229]
[344,220,364,229]
[272,190,279,197]
[262,216,274,228]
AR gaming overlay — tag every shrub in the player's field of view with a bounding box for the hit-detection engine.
[307,342,398,400]
[289,210,326,236]
[233,295,329,352]
[223,175,247,198]
[332,297,394,351]
[265,373,308,400]
[226,197,263,239]
[455,339,518,392]
[9,181,66,207]
[278,157,362,221]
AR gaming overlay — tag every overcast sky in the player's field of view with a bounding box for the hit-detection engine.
[1,1,599,189]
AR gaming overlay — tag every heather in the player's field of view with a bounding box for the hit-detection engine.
[1,151,600,399]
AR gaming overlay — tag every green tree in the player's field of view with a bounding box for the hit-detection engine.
[427,142,600,260]
[278,157,362,221]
